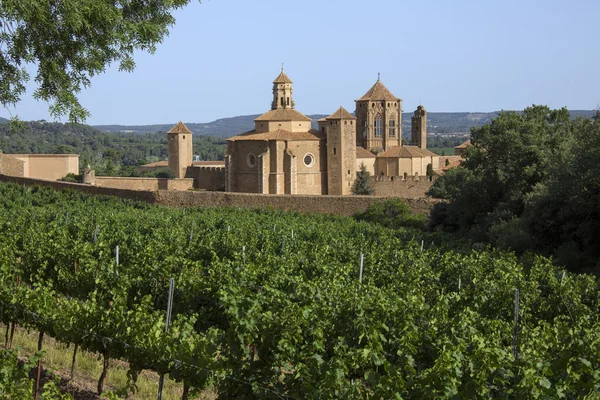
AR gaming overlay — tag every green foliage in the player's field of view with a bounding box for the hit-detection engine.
[0,0,195,122]
[355,198,427,230]
[0,120,226,174]
[426,163,433,177]
[521,116,600,271]
[351,162,374,195]
[150,168,176,179]
[0,182,599,398]
[58,173,82,183]
[428,105,600,271]
[0,348,71,399]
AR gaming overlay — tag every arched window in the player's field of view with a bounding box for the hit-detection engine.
[374,114,383,137]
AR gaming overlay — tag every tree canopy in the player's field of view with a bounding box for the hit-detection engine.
[0,0,194,122]
[428,105,600,272]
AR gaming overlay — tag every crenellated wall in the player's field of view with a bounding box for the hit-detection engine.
[185,165,225,191]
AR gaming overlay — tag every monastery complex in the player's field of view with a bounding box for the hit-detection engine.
[1,68,453,198]
[165,68,440,195]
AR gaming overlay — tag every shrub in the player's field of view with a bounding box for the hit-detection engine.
[355,198,426,230]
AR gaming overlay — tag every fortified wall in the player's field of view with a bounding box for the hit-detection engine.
[186,165,225,191]
[0,174,439,216]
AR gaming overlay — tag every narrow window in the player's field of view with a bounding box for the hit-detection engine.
[333,147,337,155]
[388,119,395,137]
[287,97,290,106]
[374,114,383,137]
[280,97,284,106]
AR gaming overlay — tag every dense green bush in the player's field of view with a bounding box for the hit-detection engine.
[355,198,427,230]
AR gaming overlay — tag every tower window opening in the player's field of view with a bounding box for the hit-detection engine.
[333,147,337,155]
[374,115,383,137]
[347,169,351,175]
[389,119,395,137]
[280,97,284,106]
[287,97,290,106]
[183,135,186,139]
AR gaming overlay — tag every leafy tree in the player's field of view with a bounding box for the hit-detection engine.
[351,163,374,195]
[426,163,433,178]
[429,105,571,237]
[0,0,195,122]
[522,116,600,271]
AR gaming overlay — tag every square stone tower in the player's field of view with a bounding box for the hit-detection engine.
[411,105,427,149]
[324,107,356,195]
[355,76,402,152]
[167,121,193,178]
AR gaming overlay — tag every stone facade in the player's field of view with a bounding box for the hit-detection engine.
[355,77,402,152]
[167,122,193,179]
[224,70,440,196]
[0,153,78,180]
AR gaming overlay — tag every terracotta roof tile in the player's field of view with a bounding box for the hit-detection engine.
[167,121,192,134]
[326,107,356,120]
[378,145,438,158]
[356,147,376,158]
[455,139,472,149]
[228,128,325,142]
[442,159,462,171]
[357,80,400,102]
[254,108,312,122]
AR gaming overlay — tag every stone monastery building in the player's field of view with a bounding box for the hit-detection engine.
[222,69,439,195]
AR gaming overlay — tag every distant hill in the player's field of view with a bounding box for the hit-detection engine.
[93,114,329,137]
[0,117,8,124]
[93,110,597,137]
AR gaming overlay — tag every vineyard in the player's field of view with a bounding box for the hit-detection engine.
[0,182,599,399]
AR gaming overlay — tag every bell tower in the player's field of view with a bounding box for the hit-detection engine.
[167,121,193,179]
[411,105,427,149]
[271,66,294,110]
[355,75,402,152]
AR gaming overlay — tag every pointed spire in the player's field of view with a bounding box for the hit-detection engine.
[377,72,380,81]
[167,121,192,134]
[326,106,356,120]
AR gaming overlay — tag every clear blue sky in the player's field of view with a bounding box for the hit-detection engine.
[8,0,600,125]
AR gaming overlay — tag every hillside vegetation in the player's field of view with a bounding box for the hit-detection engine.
[0,121,225,176]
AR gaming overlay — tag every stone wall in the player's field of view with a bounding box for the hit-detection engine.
[186,166,225,191]
[94,177,194,191]
[438,155,463,169]
[372,176,435,198]
[0,154,25,177]
[0,174,439,216]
